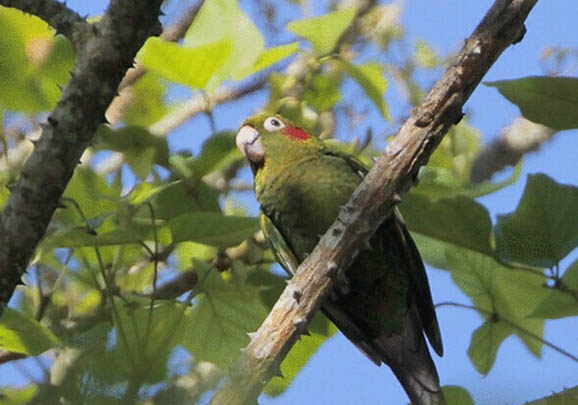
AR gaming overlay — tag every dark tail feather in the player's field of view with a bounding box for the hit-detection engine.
[373,306,446,405]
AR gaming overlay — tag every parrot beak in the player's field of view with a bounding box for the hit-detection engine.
[236,125,265,172]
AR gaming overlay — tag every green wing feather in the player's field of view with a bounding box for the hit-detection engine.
[324,145,443,355]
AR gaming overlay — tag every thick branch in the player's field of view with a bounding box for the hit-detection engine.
[209,0,538,403]
[471,117,556,183]
[0,0,88,43]
[0,0,163,314]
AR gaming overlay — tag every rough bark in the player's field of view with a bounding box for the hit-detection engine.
[209,0,539,404]
[0,0,164,313]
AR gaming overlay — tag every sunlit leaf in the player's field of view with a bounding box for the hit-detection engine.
[184,0,264,87]
[0,307,61,355]
[495,174,578,268]
[138,37,232,89]
[288,7,357,55]
[150,181,220,220]
[339,60,390,120]
[486,76,578,130]
[0,7,74,112]
[60,167,121,225]
[123,73,168,127]
[240,42,300,78]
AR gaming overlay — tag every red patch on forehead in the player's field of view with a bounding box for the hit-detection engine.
[284,126,311,140]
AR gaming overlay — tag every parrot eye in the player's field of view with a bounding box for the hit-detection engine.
[264,117,285,131]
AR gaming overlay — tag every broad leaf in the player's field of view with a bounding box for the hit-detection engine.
[531,259,578,319]
[495,174,578,268]
[161,212,259,247]
[288,7,357,55]
[467,320,511,375]
[42,227,144,248]
[123,73,168,127]
[138,37,232,89]
[447,249,547,374]
[241,42,300,78]
[400,194,494,257]
[486,77,578,130]
[183,270,269,369]
[0,307,61,355]
[0,7,74,112]
[184,0,264,87]
[95,125,170,179]
[340,61,391,120]
[303,73,342,112]
[442,385,475,405]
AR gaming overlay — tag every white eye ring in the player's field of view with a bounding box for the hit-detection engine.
[264,116,285,131]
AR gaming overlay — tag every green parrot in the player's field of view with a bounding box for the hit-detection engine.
[236,113,445,405]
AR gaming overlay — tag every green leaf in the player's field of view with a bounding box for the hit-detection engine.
[138,37,232,89]
[265,313,337,396]
[531,259,578,319]
[241,42,299,78]
[339,60,391,120]
[495,174,578,268]
[123,73,168,127]
[126,182,175,206]
[0,307,61,355]
[184,0,264,87]
[190,131,242,178]
[447,249,547,373]
[485,76,578,130]
[183,271,269,369]
[303,73,342,112]
[288,7,357,55]
[95,125,170,179]
[467,320,511,375]
[42,228,144,248]
[61,167,121,224]
[161,212,259,247]
[0,7,74,112]
[0,385,39,404]
[150,181,220,220]
[525,385,578,405]
[442,385,475,405]
[113,300,185,383]
[400,194,494,256]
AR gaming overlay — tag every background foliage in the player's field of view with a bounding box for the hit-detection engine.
[0,0,577,404]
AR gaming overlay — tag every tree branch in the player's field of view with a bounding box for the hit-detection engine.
[470,117,557,183]
[0,0,88,44]
[0,0,164,315]
[209,0,538,403]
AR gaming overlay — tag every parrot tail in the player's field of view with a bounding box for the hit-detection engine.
[373,305,446,405]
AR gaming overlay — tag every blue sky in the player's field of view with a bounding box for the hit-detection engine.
[3,1,577,404]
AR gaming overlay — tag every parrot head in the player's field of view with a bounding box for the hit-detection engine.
[236,113,322,174]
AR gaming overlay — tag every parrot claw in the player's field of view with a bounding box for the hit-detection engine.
[327,261,351,295]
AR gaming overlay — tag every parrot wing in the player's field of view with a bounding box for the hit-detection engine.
[259,212,384,365]
[323,147,443,356]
